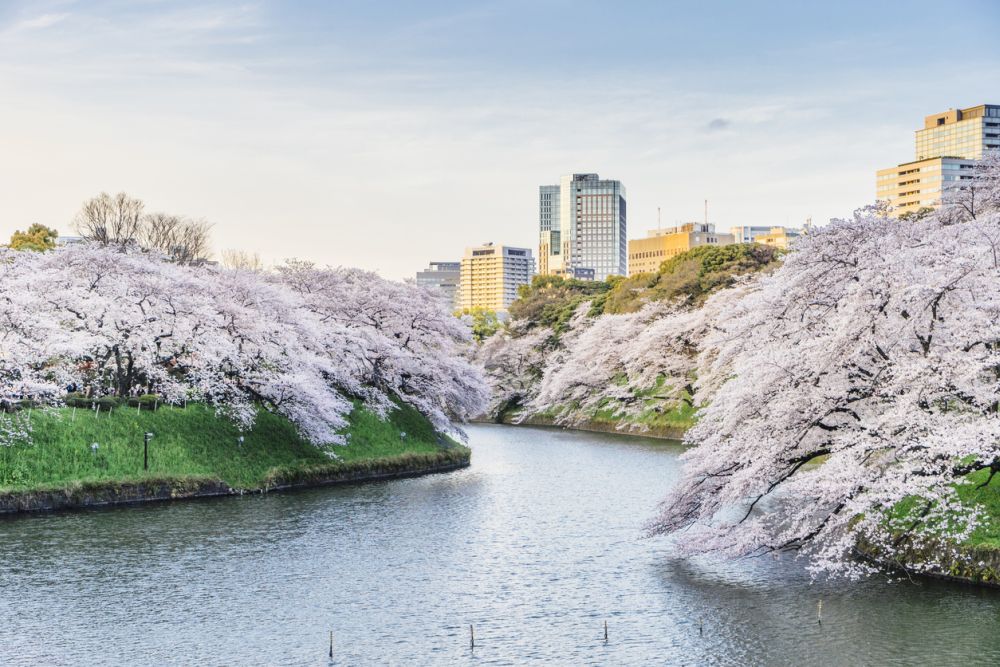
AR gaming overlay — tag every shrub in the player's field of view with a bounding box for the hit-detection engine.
[509,275,610,332]
[64,393,94,408]
[125,394,162,411]
[96,396,121,411]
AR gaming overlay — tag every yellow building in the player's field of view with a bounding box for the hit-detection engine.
[877,104,1000,216]
[756,226,801,250]
[627,223,735,276]
[876,158,976,215]
[459,243,535,314]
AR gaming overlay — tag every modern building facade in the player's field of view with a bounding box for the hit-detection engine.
[916,105,1000,161]
[459,243,535,314]
[415,261,461,308]
[877,104,1000,216]
[628,223,735,276]
[539,173,626,281]
[538,184,560,276]
[876,158,977,214]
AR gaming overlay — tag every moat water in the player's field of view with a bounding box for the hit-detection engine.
[2,424,999,665]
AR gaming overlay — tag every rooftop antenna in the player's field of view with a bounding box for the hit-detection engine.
[704,199,708,226]
[657,206,661,231]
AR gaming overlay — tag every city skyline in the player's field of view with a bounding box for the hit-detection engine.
[1,1,999,279]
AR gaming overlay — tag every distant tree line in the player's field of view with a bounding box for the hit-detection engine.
[73,192,212,264]
[6,192,261,269]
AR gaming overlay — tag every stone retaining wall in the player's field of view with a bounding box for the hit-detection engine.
[478,414,686,441]
[0,452,470,515]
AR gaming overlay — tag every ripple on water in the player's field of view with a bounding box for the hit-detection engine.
[1,424,999,666]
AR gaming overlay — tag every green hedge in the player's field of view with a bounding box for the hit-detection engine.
[63,393,163,411]
[125,395,162,411]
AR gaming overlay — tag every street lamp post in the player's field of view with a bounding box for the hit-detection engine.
[143,432,154,471]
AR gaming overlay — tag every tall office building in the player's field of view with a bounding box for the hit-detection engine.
[538,184,560,276]
[538,173,626,281]
[459,243,535,314]
[877,104,1000,216]
[415,261,461,308]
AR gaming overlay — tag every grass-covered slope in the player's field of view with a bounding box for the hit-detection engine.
[957,470,1000,549]
[853,471,1000,586]
[0,402,464,493]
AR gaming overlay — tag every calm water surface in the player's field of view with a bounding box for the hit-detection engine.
[2,424,1000,666]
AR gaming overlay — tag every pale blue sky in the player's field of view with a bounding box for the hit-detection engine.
[1,0,998,277]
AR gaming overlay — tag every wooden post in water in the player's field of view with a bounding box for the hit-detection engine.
[817,599,823,625]
[469,624,474,650]
[329,630,333,658]
[603,620,608,643]
[699,618,703,636]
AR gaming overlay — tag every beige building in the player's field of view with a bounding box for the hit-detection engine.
[730,225,804,250]
[876,158,976,214]
[459,243,535,314]
[755,226,801,250]
[627,223,734,276]
[877,104,1000,216]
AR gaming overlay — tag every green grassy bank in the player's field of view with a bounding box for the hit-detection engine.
[0,402,468,502]
[851,467,1000,586]
[955,469,1000,549]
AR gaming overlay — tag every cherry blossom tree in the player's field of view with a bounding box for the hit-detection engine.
[476,282,754,431]
[939,150,1000,222]
[274,261,488,433]
[522,296,748,430]
[0,244,486,447]
[649,188,1000,576]
[475,322,551,419]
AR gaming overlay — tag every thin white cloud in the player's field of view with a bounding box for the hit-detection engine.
[12,12,70,31]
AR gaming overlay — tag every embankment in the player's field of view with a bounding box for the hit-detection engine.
[481,412,686,440]
[0,401,469,515]
[0,448,470,514]
[855,538,1000,589]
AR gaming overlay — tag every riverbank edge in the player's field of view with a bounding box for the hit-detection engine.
[475,413,686,440]
[854,538,1000,589]
[0,448,470,515]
